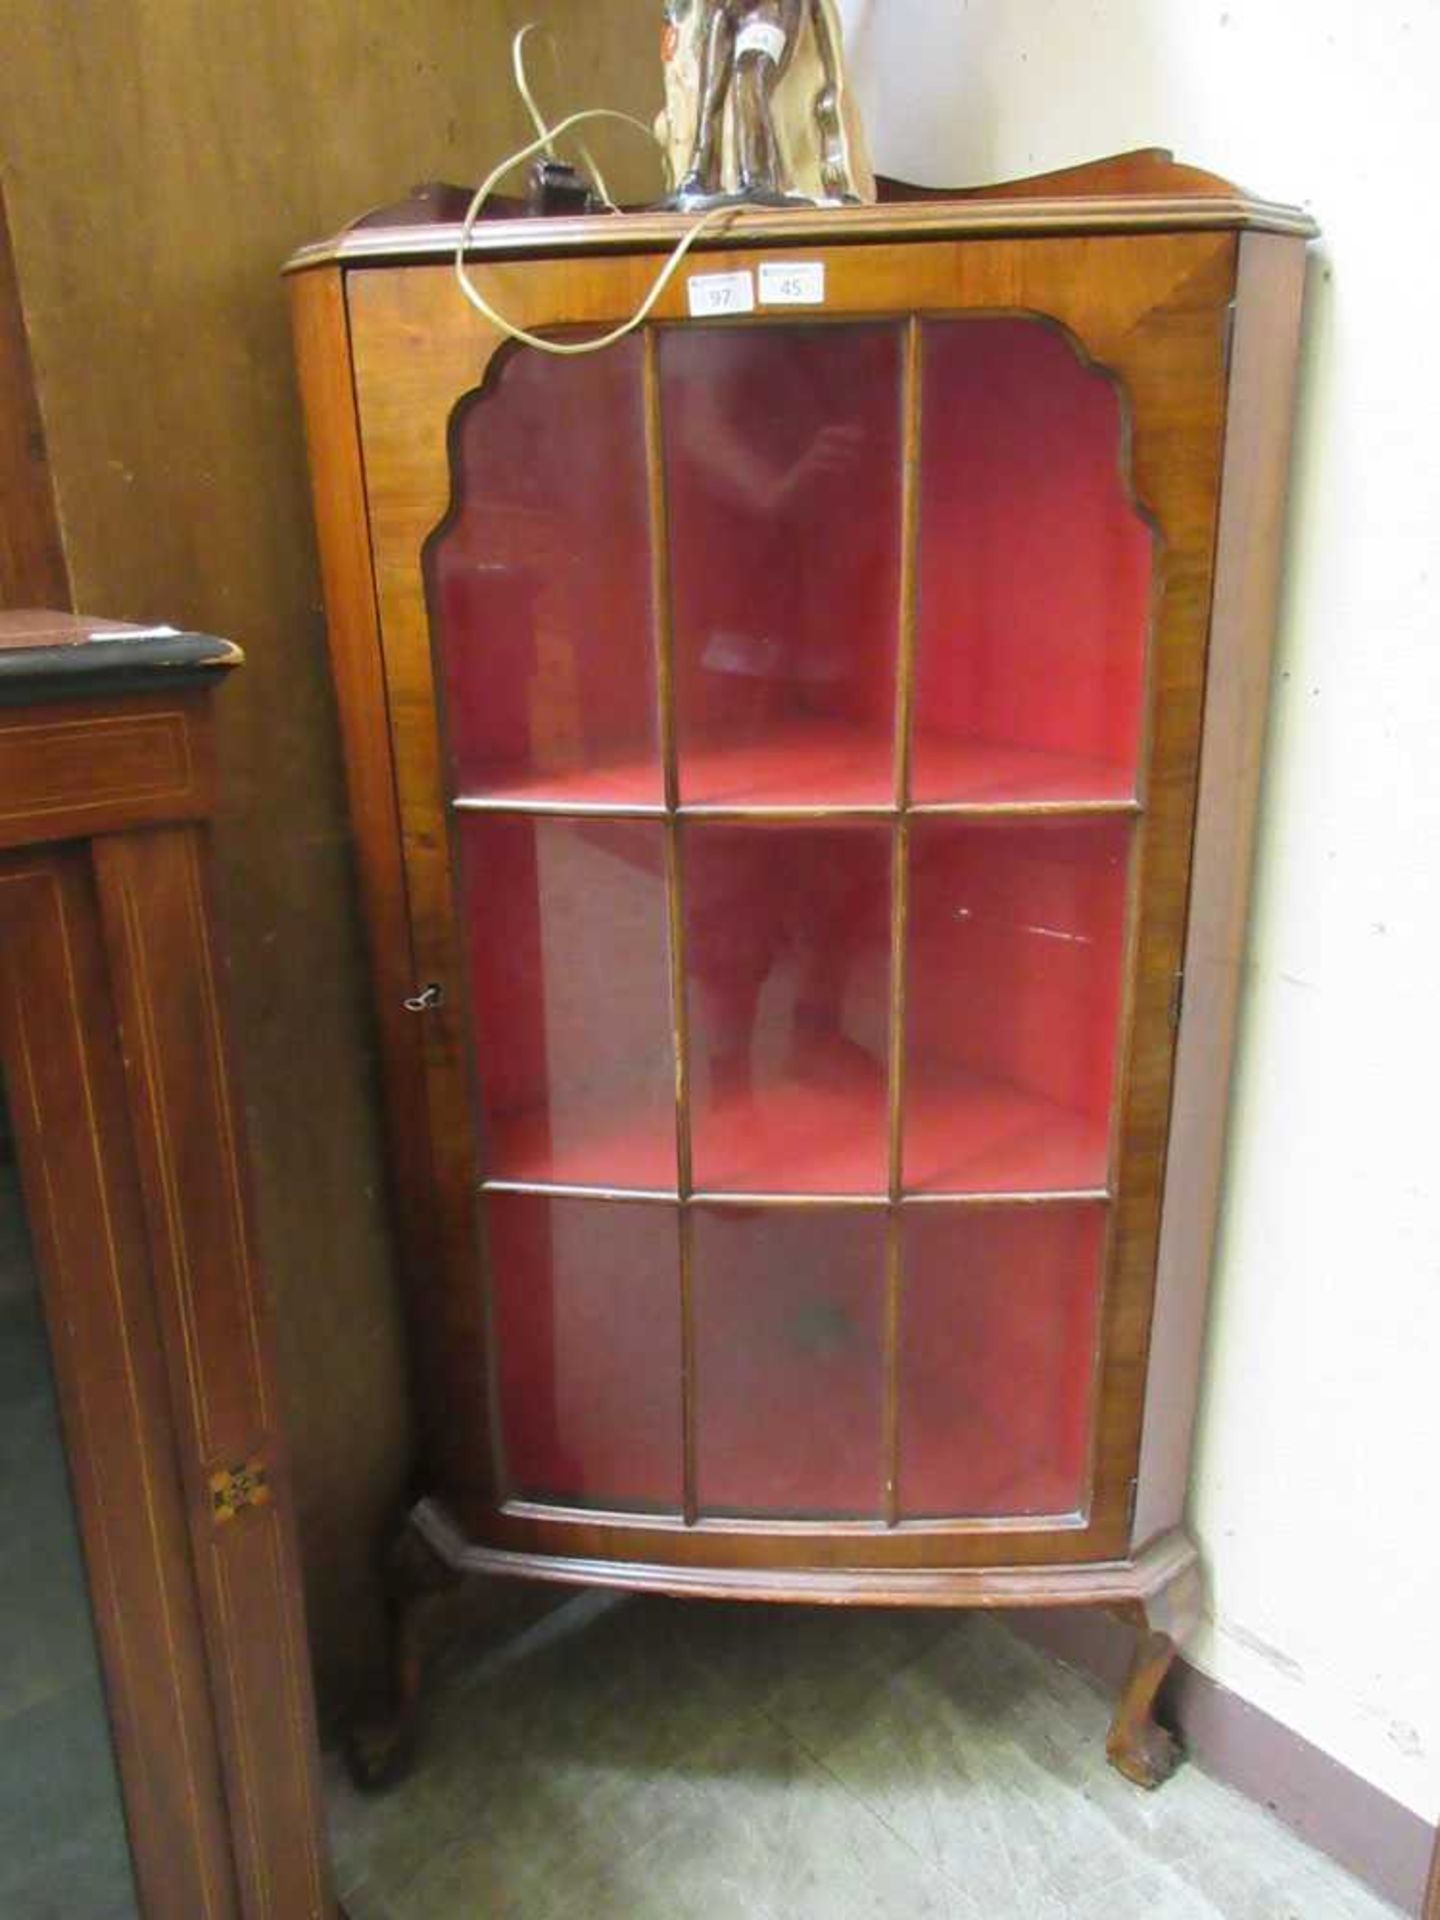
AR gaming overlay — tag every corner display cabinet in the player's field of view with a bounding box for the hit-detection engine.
[289,151,1314,1789]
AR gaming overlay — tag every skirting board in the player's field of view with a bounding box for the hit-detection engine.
[1014,1608,1436,1917]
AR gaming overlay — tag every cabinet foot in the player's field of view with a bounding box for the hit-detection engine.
[1104,1552,1202,1791]
[343,1505,462,1792]
[1106,1627,1183,1787]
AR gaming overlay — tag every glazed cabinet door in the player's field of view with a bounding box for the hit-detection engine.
[341,230,1235,1577]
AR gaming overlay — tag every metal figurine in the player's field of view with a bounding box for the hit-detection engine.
[661,0,874,210]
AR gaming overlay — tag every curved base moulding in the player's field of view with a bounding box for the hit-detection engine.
[345,1497,1201,1793]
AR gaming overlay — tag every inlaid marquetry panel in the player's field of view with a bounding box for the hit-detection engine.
[0,694,213,844]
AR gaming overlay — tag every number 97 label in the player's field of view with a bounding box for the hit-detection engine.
[686,270,757,318]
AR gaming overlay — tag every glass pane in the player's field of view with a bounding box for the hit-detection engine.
[0,1106,139,1915]
[430,337,661,806]
[898,1203,1106,1517]
[661,323,904,807]
[914,318,1152,805]
[692,1206,886,1517]
[905,819,1131,1194]
[487,1195,682,1510]
[458,816,677,1191]
[683,823,892,1194]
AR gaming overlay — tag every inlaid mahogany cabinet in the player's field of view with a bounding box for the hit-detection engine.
[0,613,332,1915]
[289,153,1314,1787]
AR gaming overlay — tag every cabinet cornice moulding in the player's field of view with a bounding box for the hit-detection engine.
[284,149,1317,274]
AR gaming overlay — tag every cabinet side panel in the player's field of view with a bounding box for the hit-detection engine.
[289,267,485,1489]
[1135,233,1309,1547]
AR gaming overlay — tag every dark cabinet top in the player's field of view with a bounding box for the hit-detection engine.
[0,610,241,704]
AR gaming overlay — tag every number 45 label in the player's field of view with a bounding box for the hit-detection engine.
[759,261,826,307]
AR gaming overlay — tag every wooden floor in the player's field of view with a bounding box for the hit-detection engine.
[327,1585,1400,1919]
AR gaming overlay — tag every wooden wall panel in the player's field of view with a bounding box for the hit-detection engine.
[0,0,662,1709]
[0,180,68,608]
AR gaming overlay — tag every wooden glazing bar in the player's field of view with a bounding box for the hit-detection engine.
[666,824,701,1523]
[887,315,924,1193]
[661,834,694,1199]
[893,315,924,817]
[882,817,910,1532]
[644,327,680,820]
[643,326,700,1526]
[882,318,925,1527]
[883,1212,903,1526]
[677,1205,699,1525]
[886,822,912,1196]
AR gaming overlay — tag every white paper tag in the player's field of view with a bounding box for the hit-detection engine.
[759,260,827,307]
[735,21,787,64]
[86,625,180,641]
[687,269,756,318]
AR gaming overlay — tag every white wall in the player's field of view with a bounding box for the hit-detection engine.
[836,0,1440,1826]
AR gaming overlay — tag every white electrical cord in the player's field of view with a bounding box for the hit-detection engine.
[454,26,738,358]
[511,23,621,212]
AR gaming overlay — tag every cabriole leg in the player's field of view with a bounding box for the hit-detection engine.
[343,1504,461,1791]
[1106,1557,1202,1789]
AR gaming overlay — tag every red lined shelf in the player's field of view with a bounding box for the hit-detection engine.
[451,715,892,815]
[479,1059,1109,1202]
[903,1067,1110,1196]
[465,815,1127,1201]
[454,752,664,813]
[910,732,1135,810]
[453,714,1137,816]
[482,1104,679,1196]
[680,716,894,811]
[458,814,678,1196]
[904,816,1131,1197]
[688,1047,890,1196]
[431,335,663,804]
[914,318,1151,808]
[661,323,905,814]
[683,821,892,1194]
